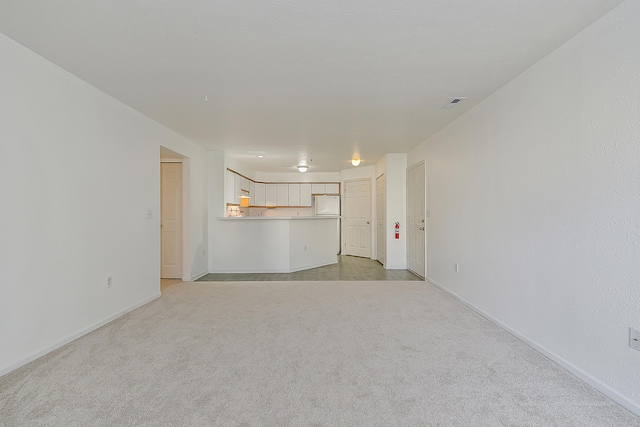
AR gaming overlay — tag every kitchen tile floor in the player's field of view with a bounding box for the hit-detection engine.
[197,255,422,282]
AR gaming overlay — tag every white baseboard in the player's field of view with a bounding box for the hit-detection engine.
[425,277,640,418]
[0,293,161,378]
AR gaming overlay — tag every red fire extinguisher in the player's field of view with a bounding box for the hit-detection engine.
[395,222,400,239]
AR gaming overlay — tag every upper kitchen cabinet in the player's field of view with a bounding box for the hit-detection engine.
[300,183,312,206]
[265,184,277,206]
[276,184,289,206]
[253,183,266,207]
[225,169,338,207]
[311,183,340,195]
[235,175,250,197]
[233,174,242,203]
[325,183,340,194]
[225,170,236,204]
[288,184,300,206]
[311,183,325,194]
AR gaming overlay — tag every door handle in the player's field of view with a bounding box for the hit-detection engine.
[367,221,370,224]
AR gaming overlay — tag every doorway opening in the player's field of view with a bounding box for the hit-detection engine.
[160,146,190,282]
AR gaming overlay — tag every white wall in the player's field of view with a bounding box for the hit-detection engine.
[289,219,340,271]
[211,220,291,273]
[408,0,640,414]
[378,154,407,269]
[207,151,226,272]
[0,33,208,374]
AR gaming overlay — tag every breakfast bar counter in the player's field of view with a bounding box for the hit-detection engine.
[213,216,340,273]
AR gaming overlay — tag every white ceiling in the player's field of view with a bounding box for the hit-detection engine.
[0,0,624,172]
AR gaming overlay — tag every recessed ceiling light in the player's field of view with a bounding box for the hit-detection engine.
[256,155,264,158]
[297,165,308,173]
[351,159,361,167]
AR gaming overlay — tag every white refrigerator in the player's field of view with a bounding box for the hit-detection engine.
[315,195,340,216]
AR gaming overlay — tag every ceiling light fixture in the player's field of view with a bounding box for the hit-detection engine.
[351,159,361,167]
[297,165,308,173]
[256,155,264,158]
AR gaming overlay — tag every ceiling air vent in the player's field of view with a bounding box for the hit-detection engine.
[444,97,466,109]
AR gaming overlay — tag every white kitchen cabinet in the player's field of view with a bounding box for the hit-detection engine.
[241,177,250,192]
[233,174,242,204]
[253,183,266,206]
[311,183,326,194]
[227,177,338,207]
[300,183,312,206]
[225,170,236,204]
[326,183,340,194]
[265,184,277,206]
[288,184,300,206]
[277,184,289,206]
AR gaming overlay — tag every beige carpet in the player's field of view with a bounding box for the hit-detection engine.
[1,281,638,426]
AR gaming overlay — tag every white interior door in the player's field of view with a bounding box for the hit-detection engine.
[344,179,371,258]
[376,174,386,266]
[161,162,183,278]
[407,163,425,278]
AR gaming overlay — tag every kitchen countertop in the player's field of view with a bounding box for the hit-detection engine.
[219,216,341,220]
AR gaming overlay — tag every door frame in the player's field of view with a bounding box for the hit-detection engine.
[406,161,426,279]
[341,177,373,259]
[160,149,191,282]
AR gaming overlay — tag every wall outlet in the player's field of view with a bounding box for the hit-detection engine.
[146,209,153,219]
[630,328,640,351]
[106,276,112,288]
[455,263,459,273]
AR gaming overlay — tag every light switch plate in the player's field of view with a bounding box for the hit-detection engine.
[630,328,640,351]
